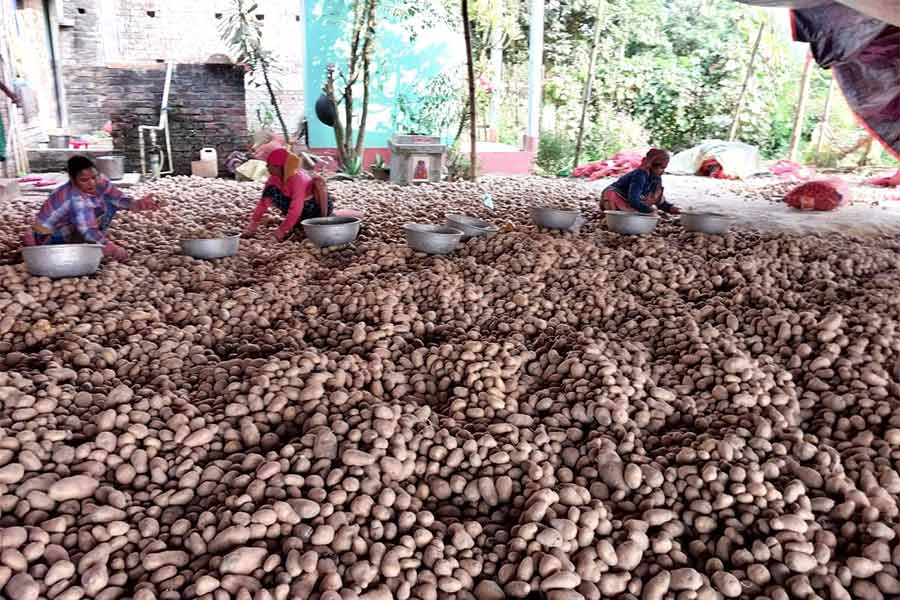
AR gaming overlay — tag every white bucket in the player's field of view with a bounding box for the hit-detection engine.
[200,148,218,163]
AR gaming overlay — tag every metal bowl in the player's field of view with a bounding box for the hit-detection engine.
[403,224,464,255]
[680,211,735,235]
[180,234,240,259]
[445,214,499,240]
[605,211,660,235]
[531,206,581,230]
[302,216,361,248]
[22,243,103,279]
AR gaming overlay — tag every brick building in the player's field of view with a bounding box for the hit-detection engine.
[1,0,304,175]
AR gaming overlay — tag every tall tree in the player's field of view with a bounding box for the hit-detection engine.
[788,52,814,162]
[814,76,836,161]
[462,0,477,180]
[728,19,766,141]
[325,0,379,170]
[220,0,290,144]
[573,0,604,168]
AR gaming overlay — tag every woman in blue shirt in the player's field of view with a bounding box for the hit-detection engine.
[601,149,680,214]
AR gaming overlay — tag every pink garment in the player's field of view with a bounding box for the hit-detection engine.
[253,138,286,162]
[248,170,315,238]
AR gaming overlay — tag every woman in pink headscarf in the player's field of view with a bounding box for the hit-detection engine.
[600,149,680,214]
[244,148,333,240]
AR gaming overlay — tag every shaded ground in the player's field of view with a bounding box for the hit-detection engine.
[587,173,900,234]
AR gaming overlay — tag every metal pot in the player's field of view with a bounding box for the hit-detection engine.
[531,206,581,230]
[680,211,735,235]
[22,244,103,279]
[180,235,241,260]
[301,216,362,248]
[445,214,499,240]
[403,224,464,255]
[605,210,659,235]
[95,156,125,181]
[48,135,70,149]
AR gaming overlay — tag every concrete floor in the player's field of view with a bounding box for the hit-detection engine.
[587,173,900,235]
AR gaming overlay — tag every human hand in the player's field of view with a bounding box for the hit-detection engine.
[134,194,163,211]
[21,228,36,247]
[273,230,287,242]
[103,242,129,262]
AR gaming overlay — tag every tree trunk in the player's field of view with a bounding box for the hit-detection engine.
[573,0,604,169]
[728,20,765,142]
[343,1,366,159]
[462,0,477,181]
[788,52,814,162]
[325,65,347,168]
[260,58,290,145]
[453,97,470,147]
[354,0,378,158]
[814,76,836,161]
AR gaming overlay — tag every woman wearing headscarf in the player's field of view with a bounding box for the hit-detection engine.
[600,148,680,214]
[244,148,333,240]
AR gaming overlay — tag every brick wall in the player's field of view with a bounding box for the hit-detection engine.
[62,63,248,175]
[59,0,304,136]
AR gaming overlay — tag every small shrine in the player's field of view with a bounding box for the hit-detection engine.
[387,135,447,185]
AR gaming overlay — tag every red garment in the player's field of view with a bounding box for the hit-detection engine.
[267,148,288,168]
[641,148,669,170]
[601,186,664,212]
[247,170,315,238]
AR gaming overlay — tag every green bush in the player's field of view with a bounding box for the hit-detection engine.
[581,106,649,162]
[536,132,573,175]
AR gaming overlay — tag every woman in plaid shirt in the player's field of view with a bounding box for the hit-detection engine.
[23,156,162,261]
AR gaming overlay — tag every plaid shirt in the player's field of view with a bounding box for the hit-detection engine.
[34,177,133,245]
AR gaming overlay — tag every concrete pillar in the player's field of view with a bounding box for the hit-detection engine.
[524,0,544,152]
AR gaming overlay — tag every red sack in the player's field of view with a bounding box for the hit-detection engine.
[785,179,850,211]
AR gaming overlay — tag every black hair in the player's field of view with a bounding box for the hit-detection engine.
[66,156,95,178]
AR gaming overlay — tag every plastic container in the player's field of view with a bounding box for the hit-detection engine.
[200,148,218,163]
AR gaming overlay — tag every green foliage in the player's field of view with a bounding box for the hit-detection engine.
[219,1,282,88]
[446,146,477,181]
[255,104,276,130]
[219,0,289,142]
[506,0,884,163]
[392,70,466,137]
[337,155,364,179]
[536,132,572,175]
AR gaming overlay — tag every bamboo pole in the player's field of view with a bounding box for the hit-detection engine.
[728,20,766,142]
[573,0,604,169]
[788,52,814,163]
[814,76,836,161]
[462,0,477,180]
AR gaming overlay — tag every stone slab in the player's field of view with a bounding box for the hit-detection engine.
[392,135,440,145]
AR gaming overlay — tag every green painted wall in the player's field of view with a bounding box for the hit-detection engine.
[304,0,465,149]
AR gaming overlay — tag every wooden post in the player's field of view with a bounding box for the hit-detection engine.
[462,0,477,181]
[573,0,604,169]
[788,52,814,162]
[728,20,766,142]
[814,76,836,161]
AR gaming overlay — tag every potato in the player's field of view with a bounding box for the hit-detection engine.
[2,175,900,599]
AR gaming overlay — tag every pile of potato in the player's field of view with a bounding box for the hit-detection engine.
[1,175,900,600]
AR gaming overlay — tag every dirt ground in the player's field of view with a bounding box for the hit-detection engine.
[585,172,900,235]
